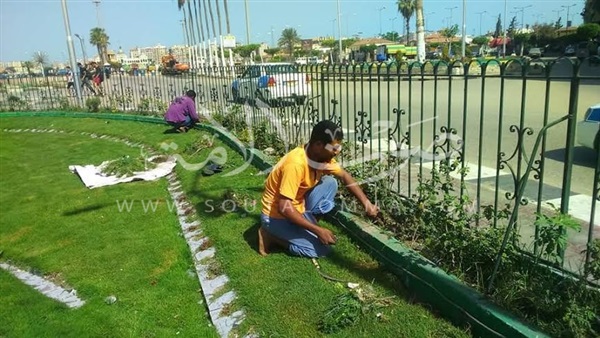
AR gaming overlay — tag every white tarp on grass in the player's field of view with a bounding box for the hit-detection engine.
[69,157,177,189]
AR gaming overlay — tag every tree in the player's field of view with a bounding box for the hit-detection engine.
[494,14,502,38]
[320,39,336,48]
[233,44,261,58]
[554,17,563,30]
[278,28,301,61]
[577,23,600,40]
[89,27,109,65]
[472,35,490,45]
[32,51,48,72]
[381,31,400,42]
[264,48,281,61]
[582,0,600,24]
[512,32,531,56]
[397,0,415,44]
[507,16,518,38]
[440,24,459,57]
[21,61,34,75]
[415,0,425,62]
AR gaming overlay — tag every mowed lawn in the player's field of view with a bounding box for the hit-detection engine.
[0,115,470,338]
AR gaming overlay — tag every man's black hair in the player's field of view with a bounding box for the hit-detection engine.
[309,120,343,145]
[186,90,196,99]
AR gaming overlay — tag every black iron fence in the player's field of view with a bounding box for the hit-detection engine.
[1,57,599,284]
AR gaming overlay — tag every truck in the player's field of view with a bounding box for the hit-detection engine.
[376,44,418,62]
[160,53,190,75]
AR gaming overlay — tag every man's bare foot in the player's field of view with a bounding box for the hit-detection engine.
[258,226,271,256]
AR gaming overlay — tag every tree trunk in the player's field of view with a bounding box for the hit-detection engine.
[406,19,410,45]
[415,0,426,62]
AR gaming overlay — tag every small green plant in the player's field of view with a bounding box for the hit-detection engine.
[184,134,216,156]
[6,95,29,111]
[100,155,156,178]
[585,239,600,280]
[85,97,101,112]
[534,205,581,265]
[318,284,393,334]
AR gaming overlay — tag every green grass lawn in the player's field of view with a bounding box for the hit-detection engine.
[0,115,470,337]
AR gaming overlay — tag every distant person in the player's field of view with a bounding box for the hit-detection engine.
[77,62,96,95]
[65,66,75,96]
[164,90,199,133]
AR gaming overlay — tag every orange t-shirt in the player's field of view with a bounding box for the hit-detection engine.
[261,146,342,219]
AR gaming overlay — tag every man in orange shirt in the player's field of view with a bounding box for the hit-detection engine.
[259,120,379,258]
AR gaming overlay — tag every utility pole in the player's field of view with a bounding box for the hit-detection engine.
[74,34,87,64]
[476,11,487,36]
[552,9,564,23]
[513,5,532,30]
[92,0,101,27]
[561,4,576,27]
[378,6,386,36]
[445,6,458,26]
[244,0,251,44]
[61,0,83,107]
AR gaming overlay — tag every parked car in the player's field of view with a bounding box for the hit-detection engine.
[577,103,600,151]
[231,63,311,106]
[528,47,542,58]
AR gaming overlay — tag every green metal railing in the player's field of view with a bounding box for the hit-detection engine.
[2,56,599,284]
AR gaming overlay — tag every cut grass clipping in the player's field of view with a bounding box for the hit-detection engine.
[318,283,395,334]
[100,155,167,177]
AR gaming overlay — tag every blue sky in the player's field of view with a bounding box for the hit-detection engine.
[0,0,586,62]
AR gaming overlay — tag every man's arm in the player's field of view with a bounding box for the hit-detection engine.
[187,98,199,121]
[277,198,336,245]
[338,169,379,217]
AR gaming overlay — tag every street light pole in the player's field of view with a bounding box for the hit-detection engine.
[561,4,576,27]
[390,17,398,32]
[74,34,87,64]
[244,0,251,44]
[61,0,83,107]
[445,6,458,26]
[552,9,562,22]
[476,11,487,36]
[378,6,386,36]
[514,5,532,30]
[92,0,101,27]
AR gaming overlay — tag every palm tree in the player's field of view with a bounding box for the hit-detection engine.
[89,27,110,65]
[21,61,34,76]
[397,0,415,44]
[32,51,49,76]
[415,0,425,62]
[278,28,301,61]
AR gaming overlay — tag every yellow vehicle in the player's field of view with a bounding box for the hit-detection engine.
[160,53,190,75]
[376,44,417,61]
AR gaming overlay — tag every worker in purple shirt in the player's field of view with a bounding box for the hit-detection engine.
[164,90,199,133]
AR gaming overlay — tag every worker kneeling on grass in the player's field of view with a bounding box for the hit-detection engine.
[259,120,379,258]
[164,90,199,133]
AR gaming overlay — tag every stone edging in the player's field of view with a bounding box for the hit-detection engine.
[0,127,246,337]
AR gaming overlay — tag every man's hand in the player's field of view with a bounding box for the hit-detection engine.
[364,201,380,218]
[316,227,337,245]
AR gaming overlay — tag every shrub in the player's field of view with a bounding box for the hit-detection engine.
[85,97,101,112]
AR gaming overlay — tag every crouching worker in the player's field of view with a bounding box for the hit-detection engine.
[164,90,199,133]
[259,120,379,258]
